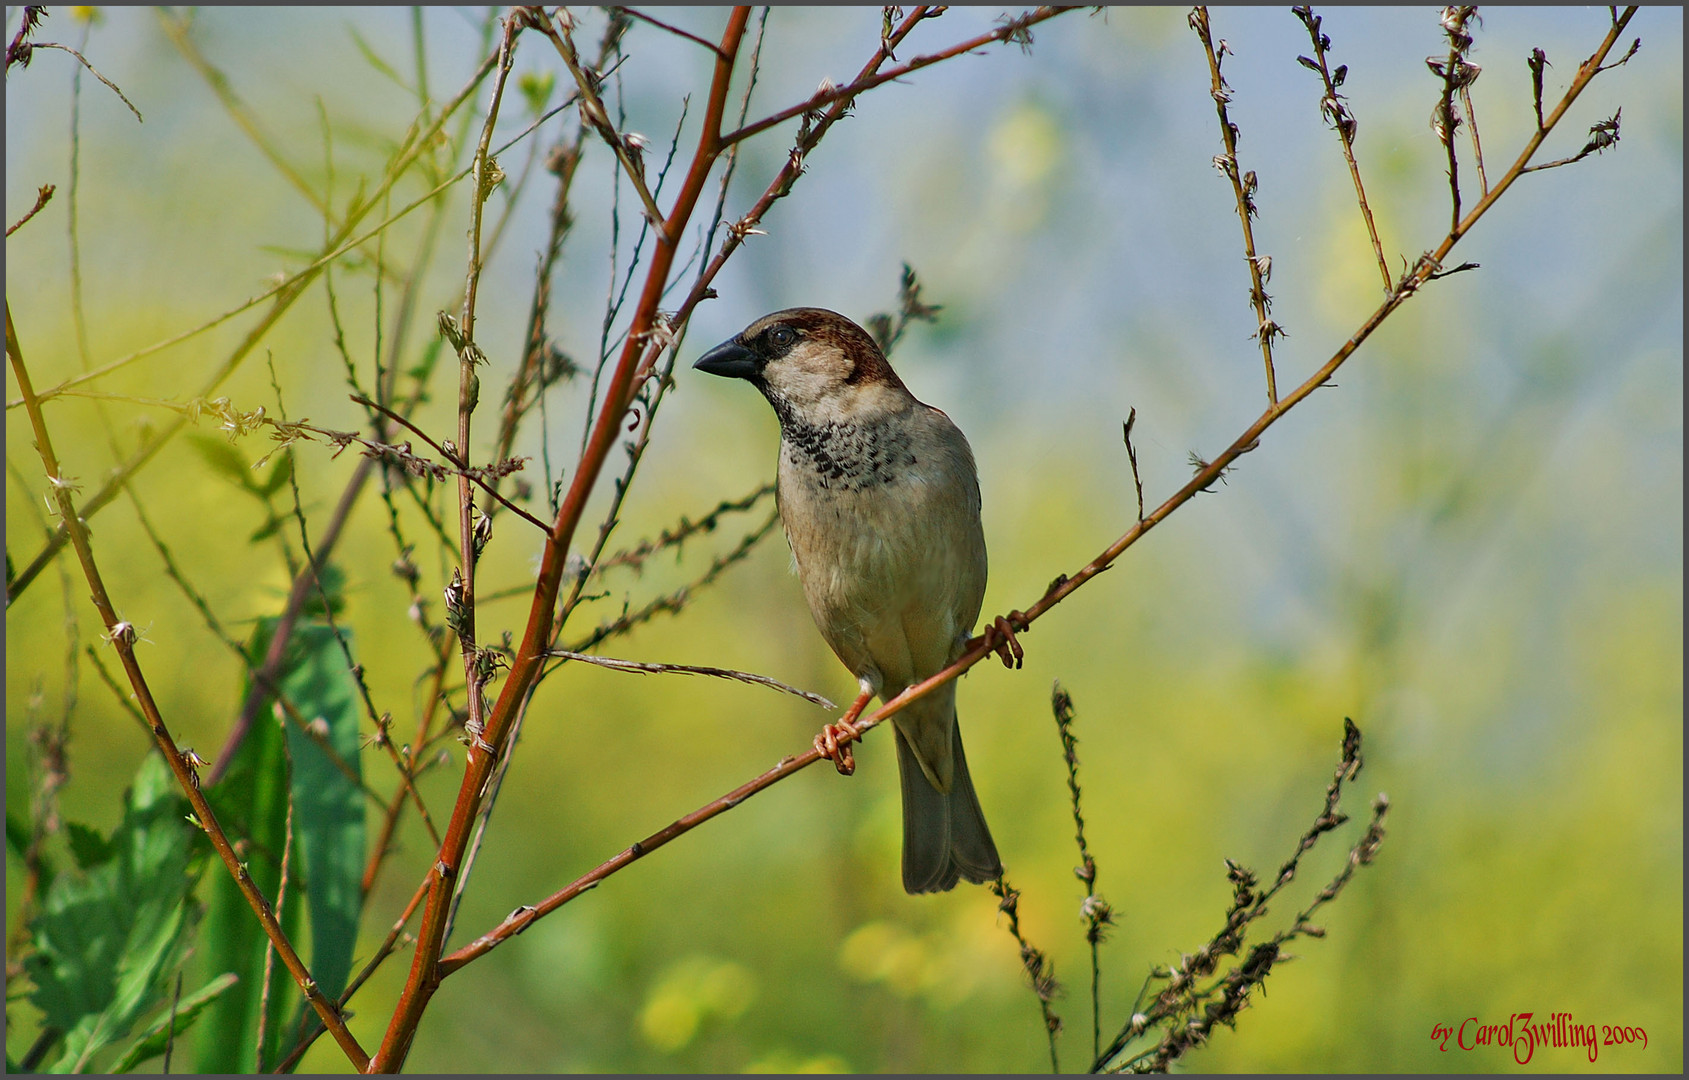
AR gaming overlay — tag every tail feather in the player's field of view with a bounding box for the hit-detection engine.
[896,719,1002,894]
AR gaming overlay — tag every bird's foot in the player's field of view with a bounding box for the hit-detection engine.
[814,688,874,776]
[977,611,1027,669]
[814,721,859,775]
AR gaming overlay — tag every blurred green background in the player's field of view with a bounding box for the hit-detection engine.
[7,5,1681,1072]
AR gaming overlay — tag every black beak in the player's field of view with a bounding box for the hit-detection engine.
[693,338,761,380]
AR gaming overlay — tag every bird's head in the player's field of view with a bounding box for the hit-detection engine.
[693,308,912,426]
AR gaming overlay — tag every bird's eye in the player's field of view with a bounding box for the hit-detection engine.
[769,326,796,349]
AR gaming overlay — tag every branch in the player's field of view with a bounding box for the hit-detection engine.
[719,7,1074,148]
[1292,7,1390,294]
[612,6,726,60]
[369,11,754,1070]
[544,650,836,709]
[542,10,669,234]
[6,182,54,237]
[24,40,143,122]
[990,877,1063,1072]
[1428,6,1480,234]
[435,6,1641,977]
[1190,7,1281,403]
[5,302,370,1071]
[1096,720,1388,1072]
[7,44,508,603]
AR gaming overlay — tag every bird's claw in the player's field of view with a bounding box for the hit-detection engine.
[815,721,858,775]
[982,612,1026,669]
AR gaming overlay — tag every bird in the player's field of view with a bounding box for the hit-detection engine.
[694,307,1009,893]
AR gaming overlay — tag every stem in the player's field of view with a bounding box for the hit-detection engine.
[369,12,752,1070]
[6,302,370,1071]
[436,4,1642,972]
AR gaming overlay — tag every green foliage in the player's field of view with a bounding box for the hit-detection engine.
[518,69,556,116]
[109,972,238,1073]
[22,753,208,1073]
[63,822,115,871]
[188,433,295,545]
[279,623,366,1007]
[194,615,363,1073]
[7,809,33,862]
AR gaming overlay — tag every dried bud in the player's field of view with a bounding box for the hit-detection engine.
[443,568,469,637]
[472,507,494,562]
[438,311,464,350]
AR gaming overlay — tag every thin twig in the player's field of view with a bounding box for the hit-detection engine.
[560,508,781,657]
[719,7,1072,148]
[591,482,776,578]
[545,650,835,708]
[1051,684,1113,1065]
[1292,7,1391,294]
[1190,8,1280,403]
[543,10,669,233]
[992,877,1062,1072]
[268,367,446,849]
[614,6,726,59]
[1429,6,1479,235]
[1462,83,1488,195]
[26,40,143,122]
[1122,409,1145,523]
[162,972,183,1074]
[253,788,295,1071]
[438,7,1640,979]
[273,875,432,1073]
[6,302,370,1071]
[1097,721,1388,1072]
[6,182,54,236]
[1518,109,1623,173]
[353,394,551,533]
[7,46,510,602]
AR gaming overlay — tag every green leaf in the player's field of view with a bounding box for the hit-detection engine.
[518,69,555,116]
[281,623,366,1009]
[195,613,365,1073]
[187,433,257,494]
[110,972,238,1073]
[64,822,115,870]
[196,625,298,1073]
[7,809,34,862]
[250,515,284,544]
[346,21,411,93]
[300,563,347,621]
[24,752,205,1073]
[246,517,283,544]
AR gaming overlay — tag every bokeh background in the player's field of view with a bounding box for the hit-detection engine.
[7,5,1681,1072]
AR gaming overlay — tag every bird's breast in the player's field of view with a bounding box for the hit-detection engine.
[774,408,987,688]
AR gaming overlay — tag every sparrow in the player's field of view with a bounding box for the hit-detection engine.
[694,307,1003,893]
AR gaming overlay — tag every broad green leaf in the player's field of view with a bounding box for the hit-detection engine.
[24,752,205,1073]
[196,612,363,1073]
[196,617,301,1074]
[110,971,238,1073]
[64,822,115,871]
[281,623,365,1009]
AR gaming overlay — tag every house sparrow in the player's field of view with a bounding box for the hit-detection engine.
[694,307,1004,893]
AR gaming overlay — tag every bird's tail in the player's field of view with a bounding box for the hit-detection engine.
[896,717,1002,894]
